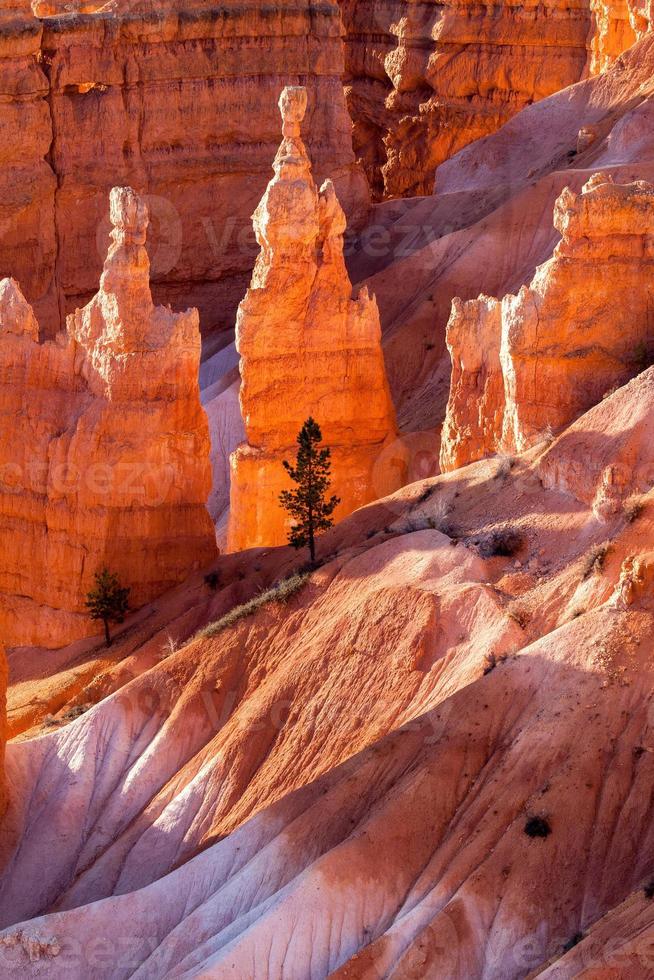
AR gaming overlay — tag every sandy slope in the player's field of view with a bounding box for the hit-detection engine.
[1,360,654,974]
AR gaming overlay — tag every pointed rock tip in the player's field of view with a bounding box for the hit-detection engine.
[109,187,149,244]
[0,277,38,339]
[279,86,307,137]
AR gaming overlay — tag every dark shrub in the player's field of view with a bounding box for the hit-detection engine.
[478,528,523,559]
[524,815,551,838]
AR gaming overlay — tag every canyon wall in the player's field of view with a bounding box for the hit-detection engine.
[0,0,368,339]
[587,0,652,73]
[338,0,591,198]
[228,87,402,552]
[440,173,654,472]
[0,186,216,649]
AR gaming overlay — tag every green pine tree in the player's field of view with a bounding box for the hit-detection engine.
[85,567,130,646]
[279,417,341,564]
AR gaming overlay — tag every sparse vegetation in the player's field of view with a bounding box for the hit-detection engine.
[85,567,130,646]
[197,571,310,639]
[161,633,181,658]
[524,815,552,838]
[581,543,610,580]
[483,652,507,675]
[644,880,654,899]
[279,417,340,564]
[204,571,220,590]
[478,527,523,559]
[403,497,456,537]
[495,454,516,479]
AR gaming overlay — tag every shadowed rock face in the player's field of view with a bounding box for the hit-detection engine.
[337,0,591,199]
[228,86,402,552]
[0,187,216,650]
[440,173,654,472]
[0,0,368,338]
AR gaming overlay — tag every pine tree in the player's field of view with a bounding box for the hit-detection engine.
[279,417,341,564]
[85,567,130,646]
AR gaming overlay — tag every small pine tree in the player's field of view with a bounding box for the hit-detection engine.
[279,417,341,564]
[85,567,130,646]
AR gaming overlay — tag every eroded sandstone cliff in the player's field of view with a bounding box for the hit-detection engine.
[0,0,368,338]
[440,173,654,472]
[228,86,401,552]
[0,186,216,649]
[338,0,591,198]
[587,0,652,72]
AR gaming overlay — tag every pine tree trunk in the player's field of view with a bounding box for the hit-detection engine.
[104,617,112,647]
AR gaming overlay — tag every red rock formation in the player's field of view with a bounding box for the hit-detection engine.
[0,187,216,649]
[338,0,590,198]
[228,86,402,552]
[587,0,652,73]
[0,645,6,822]
[539,366,654,520]
[1,413,654,973]
[440,173,654,472]
[0,1,368,337]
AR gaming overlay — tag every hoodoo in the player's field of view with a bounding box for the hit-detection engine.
[440,173,654,472]
[228,86,402,552]
[0,187,216,649]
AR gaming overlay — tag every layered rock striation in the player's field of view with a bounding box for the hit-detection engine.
[228,86,401,552]
[440,173,654,472]
[0,0,368,337]
[338,0,590,198]
[0,186,216,649]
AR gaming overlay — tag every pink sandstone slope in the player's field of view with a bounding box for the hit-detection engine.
[1,363,654,974]
[350,33,654,435]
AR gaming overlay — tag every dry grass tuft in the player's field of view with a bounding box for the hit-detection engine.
[197,571,311,639]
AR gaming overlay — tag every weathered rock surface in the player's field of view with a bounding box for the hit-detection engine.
[440,173,654,472]
[338,0,590,198]
[587,0,652,74]
[228,86,401,551]
[0,401,653,974]
[0,0,368,338]
[539,366,654,520]
[0,186,216,649]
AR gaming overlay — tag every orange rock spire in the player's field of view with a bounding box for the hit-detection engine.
[228,87,402,552]
[440,173,654,472]
[0,187,216,649]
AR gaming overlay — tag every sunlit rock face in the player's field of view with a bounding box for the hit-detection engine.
[587,0,652,73]
[0,0,368,338]
[337,0,591,198]
[0,187,216,649]
[440,173,654,472]
[228,87,402,552]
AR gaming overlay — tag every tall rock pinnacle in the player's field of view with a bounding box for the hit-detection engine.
[228,86,402,552]
[0,188,217,649]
